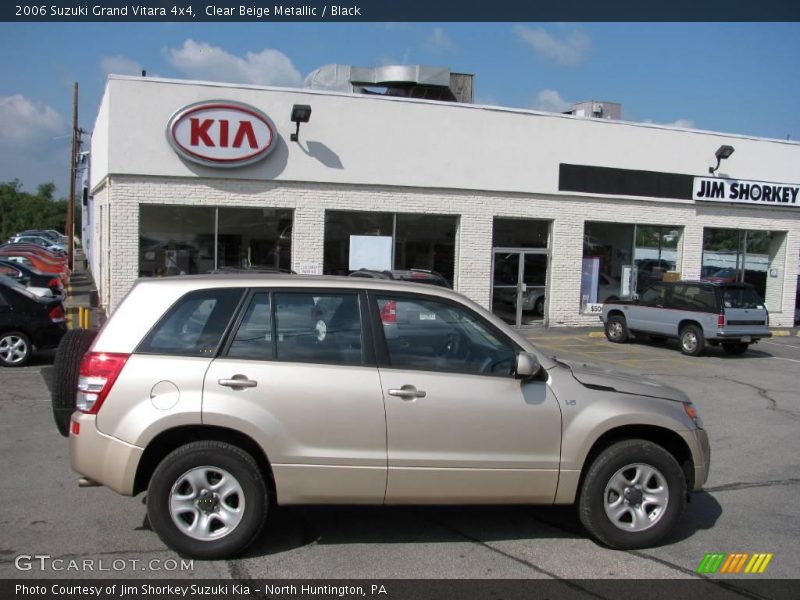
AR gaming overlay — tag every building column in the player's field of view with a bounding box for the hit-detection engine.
[679,222,705,280]
[291,206,325,274]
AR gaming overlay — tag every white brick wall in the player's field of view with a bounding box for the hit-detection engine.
[98,175,800,328]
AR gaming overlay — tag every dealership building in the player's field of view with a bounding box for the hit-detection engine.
[85,69,800,327]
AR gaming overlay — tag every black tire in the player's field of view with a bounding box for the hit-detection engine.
[722,341,749,355]
[0,331,32,367]
[51,328,98,437]
[604,315,629,343]
[679,325,705,356]
[578,439,686,550]
[534,296,545,316]
[146,441,268,559]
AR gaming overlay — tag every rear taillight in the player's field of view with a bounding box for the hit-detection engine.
[76,352,130,414]
[47,277,60,289]
[380,300,397,324]
[49,304,65,323]
[717,313,725,328]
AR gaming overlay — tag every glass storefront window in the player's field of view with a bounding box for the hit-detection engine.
[581,222,682,310]
[394,214,456,285]
[702,228,778,304]
[217,208,293,272]
[139,206,214,276]
[493,218,549,249]
[139,205,293,276]
[324,211,394,277]
[324,211,458,285]
[634,225,681,291]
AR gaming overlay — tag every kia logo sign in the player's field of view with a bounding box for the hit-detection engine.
[167,101,277,168]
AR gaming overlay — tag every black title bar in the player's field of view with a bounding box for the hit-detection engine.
[4,0,800,22]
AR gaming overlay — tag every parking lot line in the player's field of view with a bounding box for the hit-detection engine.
[760,340,800,351]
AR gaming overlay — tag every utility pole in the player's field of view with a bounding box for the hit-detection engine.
[67,82,78,271]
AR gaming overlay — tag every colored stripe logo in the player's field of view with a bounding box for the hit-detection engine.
[697,553,773,574]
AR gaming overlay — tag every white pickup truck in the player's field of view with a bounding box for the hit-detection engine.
[601,280,771,356]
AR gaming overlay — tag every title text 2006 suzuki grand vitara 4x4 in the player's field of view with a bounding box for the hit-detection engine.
[64,275,709,559]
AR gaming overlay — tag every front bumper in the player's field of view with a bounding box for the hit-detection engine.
[69,413,143,496]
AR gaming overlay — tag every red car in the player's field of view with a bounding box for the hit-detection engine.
[0,252,69,285]
[702,268,738,283]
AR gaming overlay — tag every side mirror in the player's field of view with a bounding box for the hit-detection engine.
[515,352,541,379]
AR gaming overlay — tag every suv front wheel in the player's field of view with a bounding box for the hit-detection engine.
[604,315,629,343]
[146,441,268,559]
[578,439,686,549]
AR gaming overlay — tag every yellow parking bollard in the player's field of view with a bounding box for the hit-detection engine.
[77,306,90,329]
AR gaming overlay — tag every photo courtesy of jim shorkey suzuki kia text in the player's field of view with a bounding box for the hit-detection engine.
[14,583,388,597]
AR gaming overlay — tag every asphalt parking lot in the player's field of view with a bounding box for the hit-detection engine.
[1,329,798,588]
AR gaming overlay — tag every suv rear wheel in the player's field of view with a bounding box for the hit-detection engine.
[578,439,686,549]
[146,441,268,559]
[679,325,705,356]
[604,315,629,343]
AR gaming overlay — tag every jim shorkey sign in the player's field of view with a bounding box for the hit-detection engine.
[693,177,800,207]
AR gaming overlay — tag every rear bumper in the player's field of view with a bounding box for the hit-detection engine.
[713,330,772,340]
[69,413,142,496]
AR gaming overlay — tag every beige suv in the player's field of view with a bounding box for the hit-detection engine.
[67,275,709,559]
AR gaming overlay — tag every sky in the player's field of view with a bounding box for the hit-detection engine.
[1,22,799,197]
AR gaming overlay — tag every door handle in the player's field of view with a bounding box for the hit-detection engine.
[218,377,258,389]
[388,385,426,400]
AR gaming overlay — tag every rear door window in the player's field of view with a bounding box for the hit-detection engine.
[639,283,668,306]
[671,284,716,311]
[137,288,244,356]
[227,292,273,360]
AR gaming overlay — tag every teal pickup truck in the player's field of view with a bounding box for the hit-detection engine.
[601,280,771,356]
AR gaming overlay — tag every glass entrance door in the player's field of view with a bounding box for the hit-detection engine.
[491,250,549,327]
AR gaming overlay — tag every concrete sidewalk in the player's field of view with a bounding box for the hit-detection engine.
[63,251,103,330]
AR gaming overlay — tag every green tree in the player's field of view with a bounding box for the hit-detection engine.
[0,180,71,241]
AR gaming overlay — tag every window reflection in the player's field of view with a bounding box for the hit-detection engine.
[139,206,293,276]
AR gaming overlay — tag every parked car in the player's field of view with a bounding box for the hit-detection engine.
[635,258,675,290]
[8,234,66,254]
[701,268,738,283]
[601,280,770,356]
[0,275,67,366]
[0,249,69,283]
[0,259,65,298]
[63,274,709,559]
[0,242,68,263]
[349,268,451,288]
[16,229,66,245]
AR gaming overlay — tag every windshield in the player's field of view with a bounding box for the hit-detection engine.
[722,286,763,309]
